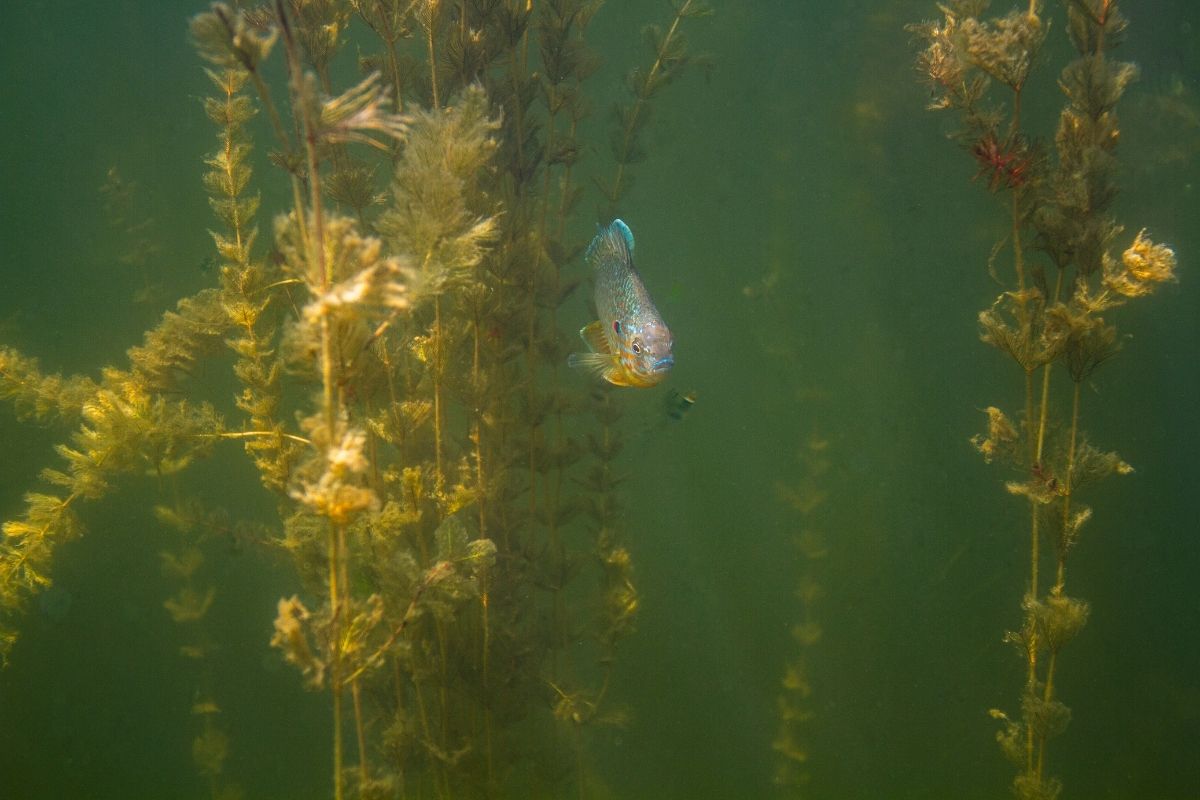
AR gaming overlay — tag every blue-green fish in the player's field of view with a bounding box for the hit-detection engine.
[568,219,674,387]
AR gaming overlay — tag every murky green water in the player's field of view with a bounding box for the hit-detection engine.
[1,2,1197,798]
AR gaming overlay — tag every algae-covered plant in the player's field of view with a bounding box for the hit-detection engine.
[911,1,1178,797]
[0,1,710,797]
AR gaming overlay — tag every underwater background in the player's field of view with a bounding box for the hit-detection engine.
[1,1,1197,799]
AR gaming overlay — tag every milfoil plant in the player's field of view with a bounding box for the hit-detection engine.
[911,1,1178,798]
[0,2,712,798]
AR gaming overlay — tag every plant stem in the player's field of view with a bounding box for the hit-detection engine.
[468,290,494,787]
[1036,650,1056,779]
[1033,380,1078,781]
[328,524,345,800]
[277,4,343,798]
[210,430,311,445]
[481,568,494,789]
[1035,380,1079,783]
[433,295,445,495]
[610,0,693,208]
[426,3,440,109]
[352,680,369,790]
[1057,382,1082,593]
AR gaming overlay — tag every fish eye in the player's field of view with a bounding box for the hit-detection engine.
[631,339,643,355]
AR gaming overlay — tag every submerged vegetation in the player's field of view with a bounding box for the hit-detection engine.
[771,429,832,794]
[912,1,1177,797]
[0,1,710,797]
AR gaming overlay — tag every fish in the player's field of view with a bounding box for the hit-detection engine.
[567,219,674,387]
[664,388,697,422]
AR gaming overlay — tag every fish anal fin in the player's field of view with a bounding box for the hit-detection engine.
[579,320,612,354]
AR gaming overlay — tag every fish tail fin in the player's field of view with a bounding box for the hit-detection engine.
[586,219,636,269]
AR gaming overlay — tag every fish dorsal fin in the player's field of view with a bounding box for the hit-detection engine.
[579,320,612,354]
[586,219,635,267]
[613,218,635,254]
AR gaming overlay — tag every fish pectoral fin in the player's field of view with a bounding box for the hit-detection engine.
[579,320,612,354]
[572,322,629,386]
[567,352,619,381]
[568,353,633,387]
[567,352,609,372]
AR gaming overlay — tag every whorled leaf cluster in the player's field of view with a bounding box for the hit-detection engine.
[772,430,833,792]
[0,337,224,662]
[912,2,1178,799]
[0,2,710,798]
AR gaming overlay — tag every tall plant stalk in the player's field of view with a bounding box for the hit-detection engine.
[0,2,709,797]
[608,0,695,209]
[274,6,349,797]
[912,2,1178,797]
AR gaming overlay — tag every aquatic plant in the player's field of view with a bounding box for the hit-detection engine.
[158,497,262,800]
[0,1,709,797]
[0,334,224,658]
[100,166,166,305]
[598,0,713,216]
[911,1,1178,797]
[772,430,831,794]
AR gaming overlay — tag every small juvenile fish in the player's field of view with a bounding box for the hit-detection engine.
[568,219,674,387]
[664,388,697,421]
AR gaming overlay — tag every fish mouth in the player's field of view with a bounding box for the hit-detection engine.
[652,355,675,371]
